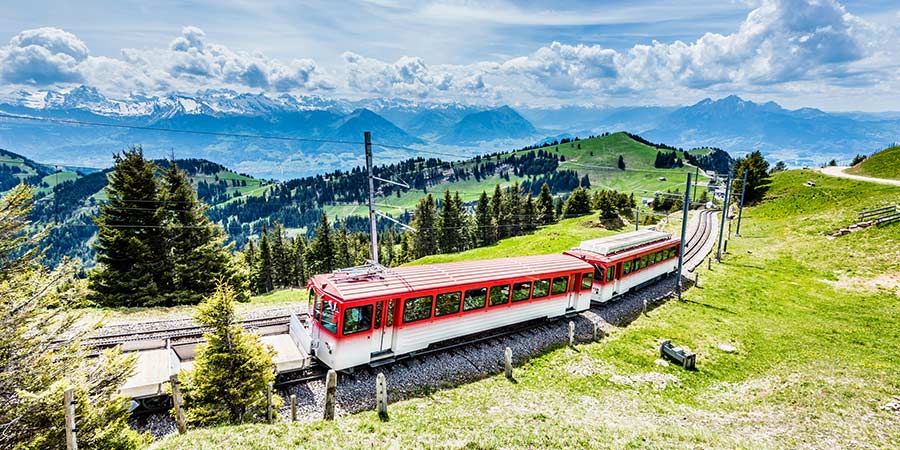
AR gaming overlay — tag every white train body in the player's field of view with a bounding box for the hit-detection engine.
[307,230,679,371]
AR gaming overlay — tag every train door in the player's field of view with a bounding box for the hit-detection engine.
[373,298,398,354]
[566,274,577,310]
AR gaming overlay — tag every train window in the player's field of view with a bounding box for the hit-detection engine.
[511,282,532,302]
[551,276,569,295]
[435,292,462,317]
[581,273,593,290]
[532,279,550,298]
[320,299,338,333]
[310,289,322,322]
[489,284,510,306]
[667,248,675,259]
[374,301,383,329]
[594,265,604,282]
[342,304,373,335]
[386,299,395,327]
[640,255,648,269]
[623,260,633,275]
[463,287,488,311]
[403,296,433,323]
[606,267,615,282]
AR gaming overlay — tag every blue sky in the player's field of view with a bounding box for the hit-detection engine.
[1,0,899,110]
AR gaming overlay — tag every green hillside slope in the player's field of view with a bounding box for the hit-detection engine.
[153,170,900,449]
[847,145,900,180]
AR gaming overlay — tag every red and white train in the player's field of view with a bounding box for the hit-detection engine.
[305,229,680,370]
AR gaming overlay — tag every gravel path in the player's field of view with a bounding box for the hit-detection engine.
[133,213,720,438]
[819,166,900,187]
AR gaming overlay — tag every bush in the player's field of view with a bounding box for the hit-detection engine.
[180,283,282,425]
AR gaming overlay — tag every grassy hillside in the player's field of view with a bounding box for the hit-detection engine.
[328,132,719,222]
[847,145,900,180]
[152,170,900,449]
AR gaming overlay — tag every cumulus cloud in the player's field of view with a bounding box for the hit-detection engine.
[0,25,333,94]
[0,0,893,106]
[0,27,88,85]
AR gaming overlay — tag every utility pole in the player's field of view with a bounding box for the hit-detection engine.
[735,168,748,237]
[635,208,639,231]
[716,172,733,262]
[676,172,692,300]
[692,166,699,203]
[365,131,379,265]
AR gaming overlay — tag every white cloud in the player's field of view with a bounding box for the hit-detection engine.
[0,27,88,85]
[0,0,895,107]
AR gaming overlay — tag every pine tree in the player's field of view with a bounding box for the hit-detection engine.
[490,184,503,231]
[1,185,150,449]
[522,194,537,232]
[554,196,564,218]
[562,187,592,217]
[334,223,351,269]
[502,183,522,237]
[161,162,239,304]
[412,193,438,258]
[617,155,626,170]
[474,190,494,247]
[537,183,555,225]
[269,222,290,288]
[180,283,281,425]
[256,227,274,294]
[89,147,167,307]
[438,190,463,253]
[292,236,307,286]
[305,213,335,275]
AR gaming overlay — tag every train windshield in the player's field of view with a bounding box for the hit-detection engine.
[309,289,321,322]
[320,298,339,333]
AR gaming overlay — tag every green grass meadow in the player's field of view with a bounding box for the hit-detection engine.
[847,145,900,180]
[151,170,900,449]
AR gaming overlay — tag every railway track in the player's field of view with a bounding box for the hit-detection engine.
[682,209,717,268]
[83,314,304,350]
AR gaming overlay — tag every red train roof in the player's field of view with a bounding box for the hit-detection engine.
[564,236,679,264]
[310,253,593,303]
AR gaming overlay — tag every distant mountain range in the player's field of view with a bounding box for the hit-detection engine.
[0,86,897,177]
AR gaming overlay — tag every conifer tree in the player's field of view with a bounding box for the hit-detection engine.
[537,183,555,225]
[269,222,291,287]
[89,147,167,307]
[1,185,150,449]
[412,193,438,258]
[292,236,307,286]
[438,190,463,253]
[305,213,335,275]
[732,150,771,205]
[334,223,351,269]
[161,162,239,303]
[256,227,274,294]
[522,194,537,232]
[180,283,281,425]
[490,184,503,230]
[562,187,592,217]
[554,196,564,218]
[474,190,494,246]
[617,155,626,170]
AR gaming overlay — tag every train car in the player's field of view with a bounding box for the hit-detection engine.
[306,254,595,370]
[564,229,680,303]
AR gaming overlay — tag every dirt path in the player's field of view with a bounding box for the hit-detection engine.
[819,166,900,187]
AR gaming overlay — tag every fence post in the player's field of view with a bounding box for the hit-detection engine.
[290,394,297,422]
[375,373,388,418]
[64,388,77,450]
[266,382,273,423]
[592,321,601,341]
[324,370,337,420]
[169,375,187,434]
[708,258,712,270]
[504,347,513,379]
[694,272,699,287]
[568,321,575,347]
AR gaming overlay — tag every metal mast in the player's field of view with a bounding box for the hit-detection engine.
[716,172,733,262]
[735,168,748,237]
[365,131,379,265]
[676,172,691,299]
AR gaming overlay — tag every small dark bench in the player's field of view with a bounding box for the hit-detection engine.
[660,339,696,370]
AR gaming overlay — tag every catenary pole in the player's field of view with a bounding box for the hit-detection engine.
[736,168,748,237]
[693,166,699,203]
[716,172,733,262]
[676,172,692,300]
[365,131,379,265]
[635,208,639,231]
